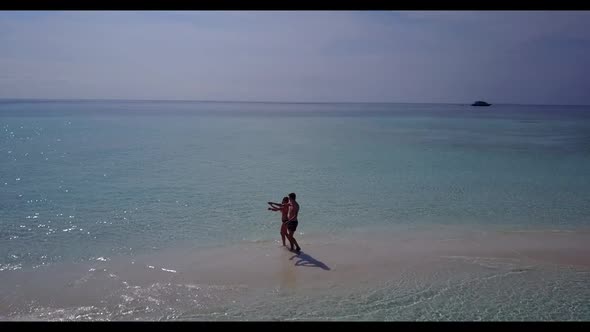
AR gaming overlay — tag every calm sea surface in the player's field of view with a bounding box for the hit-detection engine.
[1,100,589,320]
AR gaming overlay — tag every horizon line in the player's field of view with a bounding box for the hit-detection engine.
[0,97,588,108]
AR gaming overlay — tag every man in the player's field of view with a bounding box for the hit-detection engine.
[286,192,301,253]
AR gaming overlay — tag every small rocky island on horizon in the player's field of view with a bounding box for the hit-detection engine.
[472,101,492,106]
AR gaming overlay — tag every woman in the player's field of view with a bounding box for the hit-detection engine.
[268,197,290,247]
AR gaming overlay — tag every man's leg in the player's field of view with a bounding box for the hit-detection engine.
[287,225,301,252]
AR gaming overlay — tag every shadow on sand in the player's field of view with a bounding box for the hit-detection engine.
[289,251,331,271]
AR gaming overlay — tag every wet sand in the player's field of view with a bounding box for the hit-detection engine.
[2,226,589,320]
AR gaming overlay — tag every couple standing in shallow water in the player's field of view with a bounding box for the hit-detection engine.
[268,192,301,253]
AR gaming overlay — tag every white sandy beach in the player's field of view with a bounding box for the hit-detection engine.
[2,226,589,320]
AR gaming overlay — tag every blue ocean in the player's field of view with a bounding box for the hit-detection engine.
[1,100,589,320]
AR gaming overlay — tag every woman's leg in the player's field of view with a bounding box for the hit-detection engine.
[280,223,288,246]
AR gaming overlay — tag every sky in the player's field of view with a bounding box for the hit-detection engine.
[0,11,589,105]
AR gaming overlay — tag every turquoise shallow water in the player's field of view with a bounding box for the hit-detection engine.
[1,100,589,320]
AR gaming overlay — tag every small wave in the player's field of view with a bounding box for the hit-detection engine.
[501,229,575,234]
[0,263,22,271]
